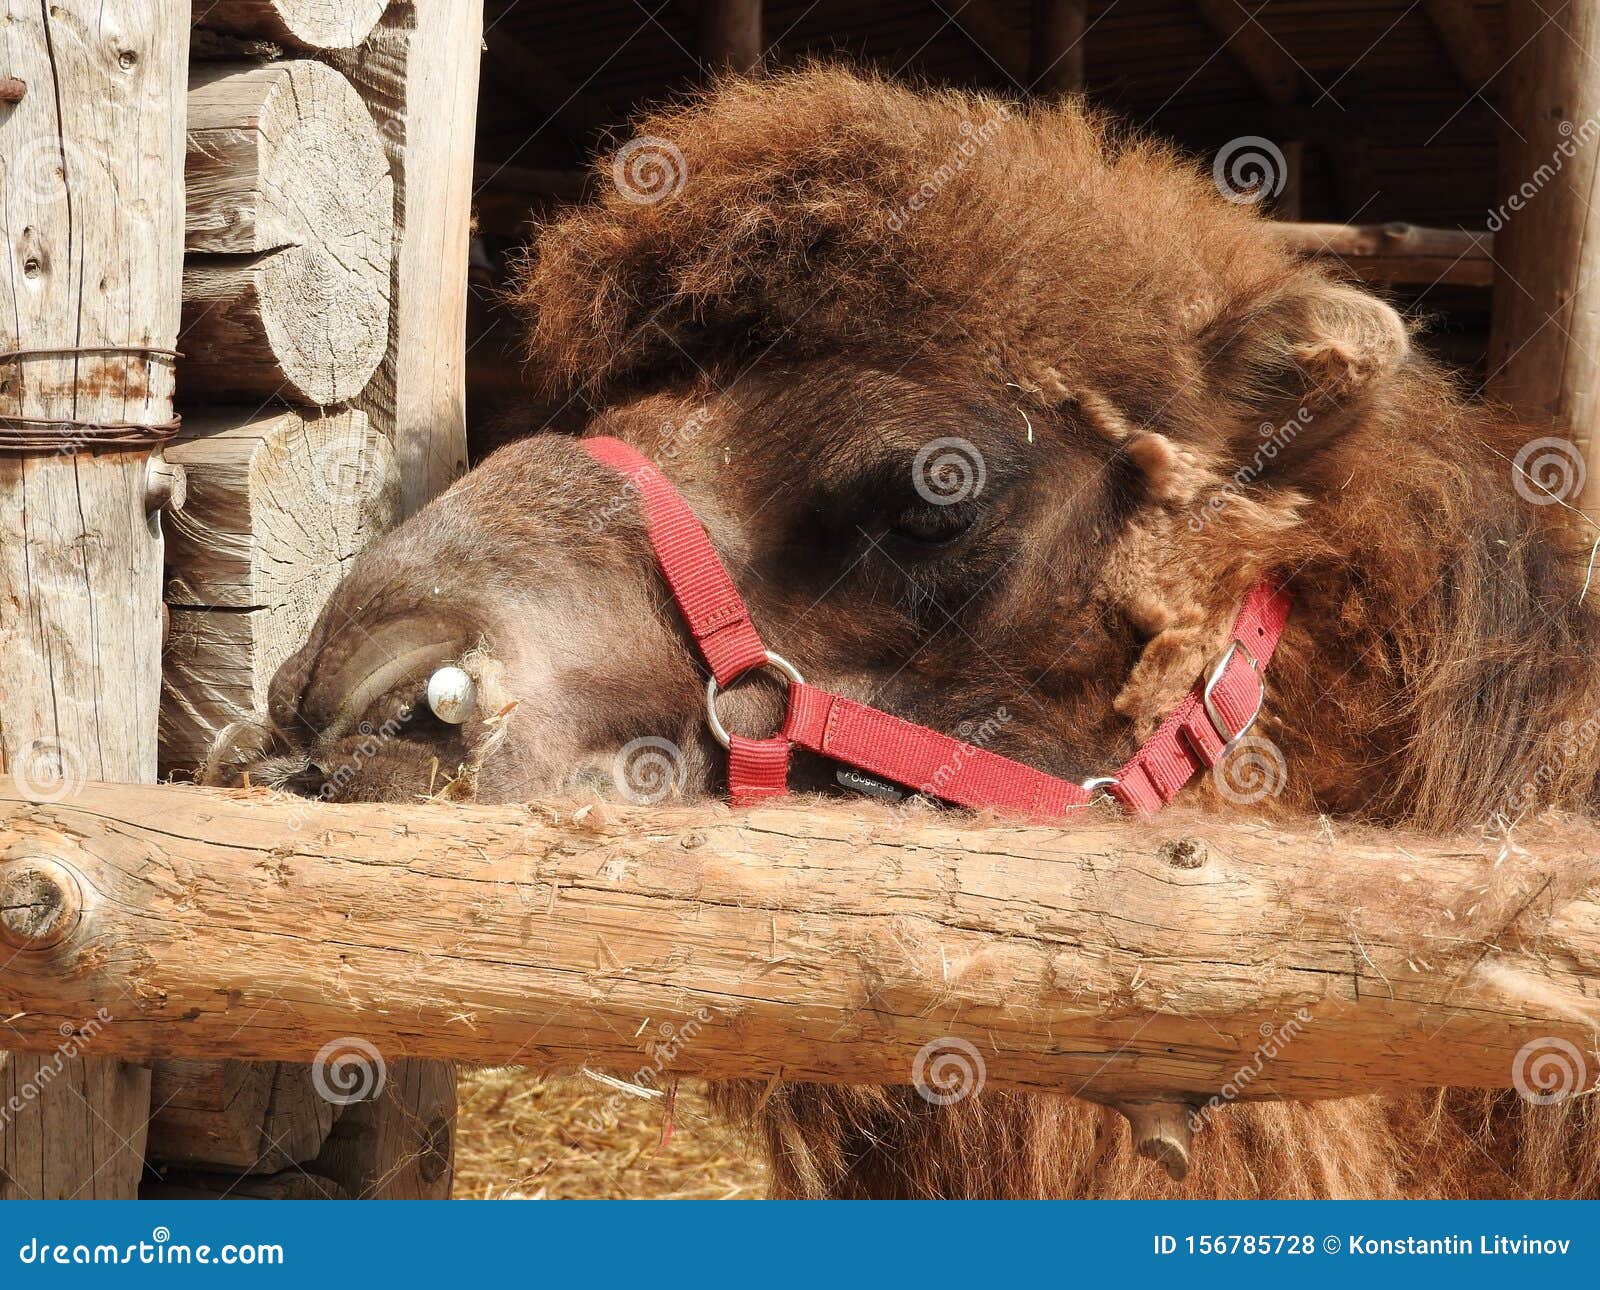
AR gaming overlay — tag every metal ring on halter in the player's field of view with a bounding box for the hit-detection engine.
[704,651,804,749]
[1080,774,1120,801]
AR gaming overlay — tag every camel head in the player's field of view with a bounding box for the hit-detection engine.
[247,68,1600,831]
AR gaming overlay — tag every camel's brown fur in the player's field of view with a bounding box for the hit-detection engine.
[264,67,1600,1198]
[511,67,1600,1198]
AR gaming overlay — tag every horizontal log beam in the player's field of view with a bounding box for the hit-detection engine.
[1,783,1597,1105]
[1273,220,1493,288]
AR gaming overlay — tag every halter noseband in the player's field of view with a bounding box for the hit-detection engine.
[583,435,1290,819]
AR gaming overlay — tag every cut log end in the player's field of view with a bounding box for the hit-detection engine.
[183,60,393,405]
[0,854,82,952]
[1114,1101,1195,1182]
[195,0,387,51]
[159,408,399,776]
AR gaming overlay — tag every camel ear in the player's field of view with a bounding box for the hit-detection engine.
[1210,279,1410,419]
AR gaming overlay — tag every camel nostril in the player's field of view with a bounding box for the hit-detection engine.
[283,761,329,796]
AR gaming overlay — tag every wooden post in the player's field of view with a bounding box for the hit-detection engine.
[1488,0,1600,523]
[4,785,1599,1105]
[0,2,187,1198]
[700,0,763,74]
[146,1060,334,1173]
[1421,0,1500,98]
[329,0,484,515]
[183,61,393,406]
[324,1,485,1193]
[1193,0,1300,105]
[1029,0,1085,96]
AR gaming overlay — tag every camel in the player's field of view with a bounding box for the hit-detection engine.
[249,67,1600,1198]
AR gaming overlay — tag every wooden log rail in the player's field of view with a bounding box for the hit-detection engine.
[2,783,1598,1105]
[1271,221,1493,288]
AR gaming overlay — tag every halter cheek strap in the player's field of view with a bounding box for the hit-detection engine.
[583,435,1291,820]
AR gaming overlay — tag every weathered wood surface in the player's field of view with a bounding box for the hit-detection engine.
[311,1059,455,1199]
[700,0,764,73]
[159,408,399,775]
[1489,0,1600,523]
[1030,0,1086,96]
[330,0,482,515]
[142,1168,351,1200]
[183,60,393,406]
[3,784,1598,1103]
[194,0,386,51]
[146,1060,336,1173]
[1193,0,1300,105]
[1421,0,1501,96]
[0,0,188,1199]
[1274,220,1493,287]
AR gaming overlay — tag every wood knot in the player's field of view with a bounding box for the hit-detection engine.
[0,855,83,951]
[417,1114,452,1183]
[1158,837,1208,869]
[0,78,25,104]
[1114,1099,1195,1182]
[144,456,187,514]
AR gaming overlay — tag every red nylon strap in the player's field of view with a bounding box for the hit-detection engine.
[581,432,1291,819]
[727,735,791,806]
[582,437,768,686]
[782,683,1094,818]
[1109,577,1291,813]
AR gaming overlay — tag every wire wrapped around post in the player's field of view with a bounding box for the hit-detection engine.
[0,345,182,451]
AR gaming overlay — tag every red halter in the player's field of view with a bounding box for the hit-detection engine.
[583,435,1291,819]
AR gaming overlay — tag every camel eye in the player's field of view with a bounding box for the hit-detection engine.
[888,503,978,548]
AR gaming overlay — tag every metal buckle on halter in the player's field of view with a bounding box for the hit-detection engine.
[704,651,804,749]
[1079,774,1120,802]
[1201,640,1263,746]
